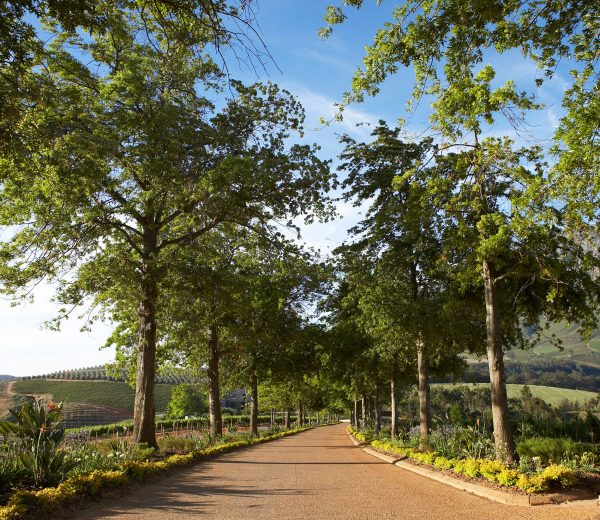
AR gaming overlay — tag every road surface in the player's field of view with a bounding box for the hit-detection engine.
[64,424,598,519]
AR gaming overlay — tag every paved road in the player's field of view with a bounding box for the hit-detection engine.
[66,424,598,519]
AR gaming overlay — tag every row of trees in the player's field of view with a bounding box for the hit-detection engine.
[320,0,600,463]
[1,1,598,465]
[0,1,336,448]
[21,365,203,384]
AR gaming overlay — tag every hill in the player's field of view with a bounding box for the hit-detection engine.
[0,375,15,381]
[460,322,600,392]
[20,365,203,385]
[12,379,175,412]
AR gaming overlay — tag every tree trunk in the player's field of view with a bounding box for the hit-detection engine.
[391,362,399,441]
[207,324,222,436]
[483,259,518,463]
[417,340,431,444]
[133,246,158,448]
[297,402,303,427]
[353,399,359,430]
[375,380,381,434]
[284,410,290,429]
[249,370,258,435]
[361,395,367,430]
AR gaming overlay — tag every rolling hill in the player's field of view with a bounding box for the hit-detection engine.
[8,379,178,427]
[13,379,175,411]
[436,383,597,407]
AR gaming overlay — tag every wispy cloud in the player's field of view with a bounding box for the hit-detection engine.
[291,47,355,73]
[287,83,380,138]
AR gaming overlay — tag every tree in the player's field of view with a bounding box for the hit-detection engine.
[166,384,207,419]
[321,1,598,192]
[1,1,268,146]
[0,6,333,447]
[222,244,327,435]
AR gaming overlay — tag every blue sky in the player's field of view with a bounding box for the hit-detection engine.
[1,1,569,376]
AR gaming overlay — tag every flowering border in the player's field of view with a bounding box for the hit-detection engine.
[347,426,578,494]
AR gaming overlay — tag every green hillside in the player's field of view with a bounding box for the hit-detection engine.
[506,322,600,364]
[13,380,175,412]
[436,383,597,407]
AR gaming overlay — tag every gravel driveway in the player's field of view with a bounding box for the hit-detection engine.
[63,424,598,519]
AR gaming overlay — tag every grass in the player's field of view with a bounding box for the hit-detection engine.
[12,380,175,412]
[435,383,597,407]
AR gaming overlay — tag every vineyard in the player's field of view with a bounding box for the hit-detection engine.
[18,365,202,385]
[12,380,175,413]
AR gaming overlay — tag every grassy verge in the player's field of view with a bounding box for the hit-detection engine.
[0,427,312,520]
[348,426,578,494]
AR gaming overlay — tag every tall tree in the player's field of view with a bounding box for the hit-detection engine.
[0,6,332,447]
[1,1,268,145]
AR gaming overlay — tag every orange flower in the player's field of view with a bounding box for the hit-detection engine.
[47,402,58,411]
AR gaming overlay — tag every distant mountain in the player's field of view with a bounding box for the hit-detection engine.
[459,322,600,392]
[0,375,16,381]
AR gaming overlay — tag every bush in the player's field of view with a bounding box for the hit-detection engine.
[166,385,206,419]
[350,426,582,494]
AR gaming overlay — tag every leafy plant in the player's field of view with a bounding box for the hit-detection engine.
[6,399,77,487]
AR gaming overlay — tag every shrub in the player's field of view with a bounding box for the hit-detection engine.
[433,456,455,470]
[517,437,578,463]
[478,459,505,481]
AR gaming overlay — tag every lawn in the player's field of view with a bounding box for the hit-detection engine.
[13,380,175,412]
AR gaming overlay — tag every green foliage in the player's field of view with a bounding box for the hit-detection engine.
[166,385,206,419]
[7,399,76,487]
[430,427,495,460]
[517,437,600,464]
[353,425,585,493]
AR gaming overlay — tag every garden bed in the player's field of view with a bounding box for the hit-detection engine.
[348,426,600,503]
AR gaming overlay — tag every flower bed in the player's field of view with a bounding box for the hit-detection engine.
[0,427,312,520]
[347,426,578,494]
